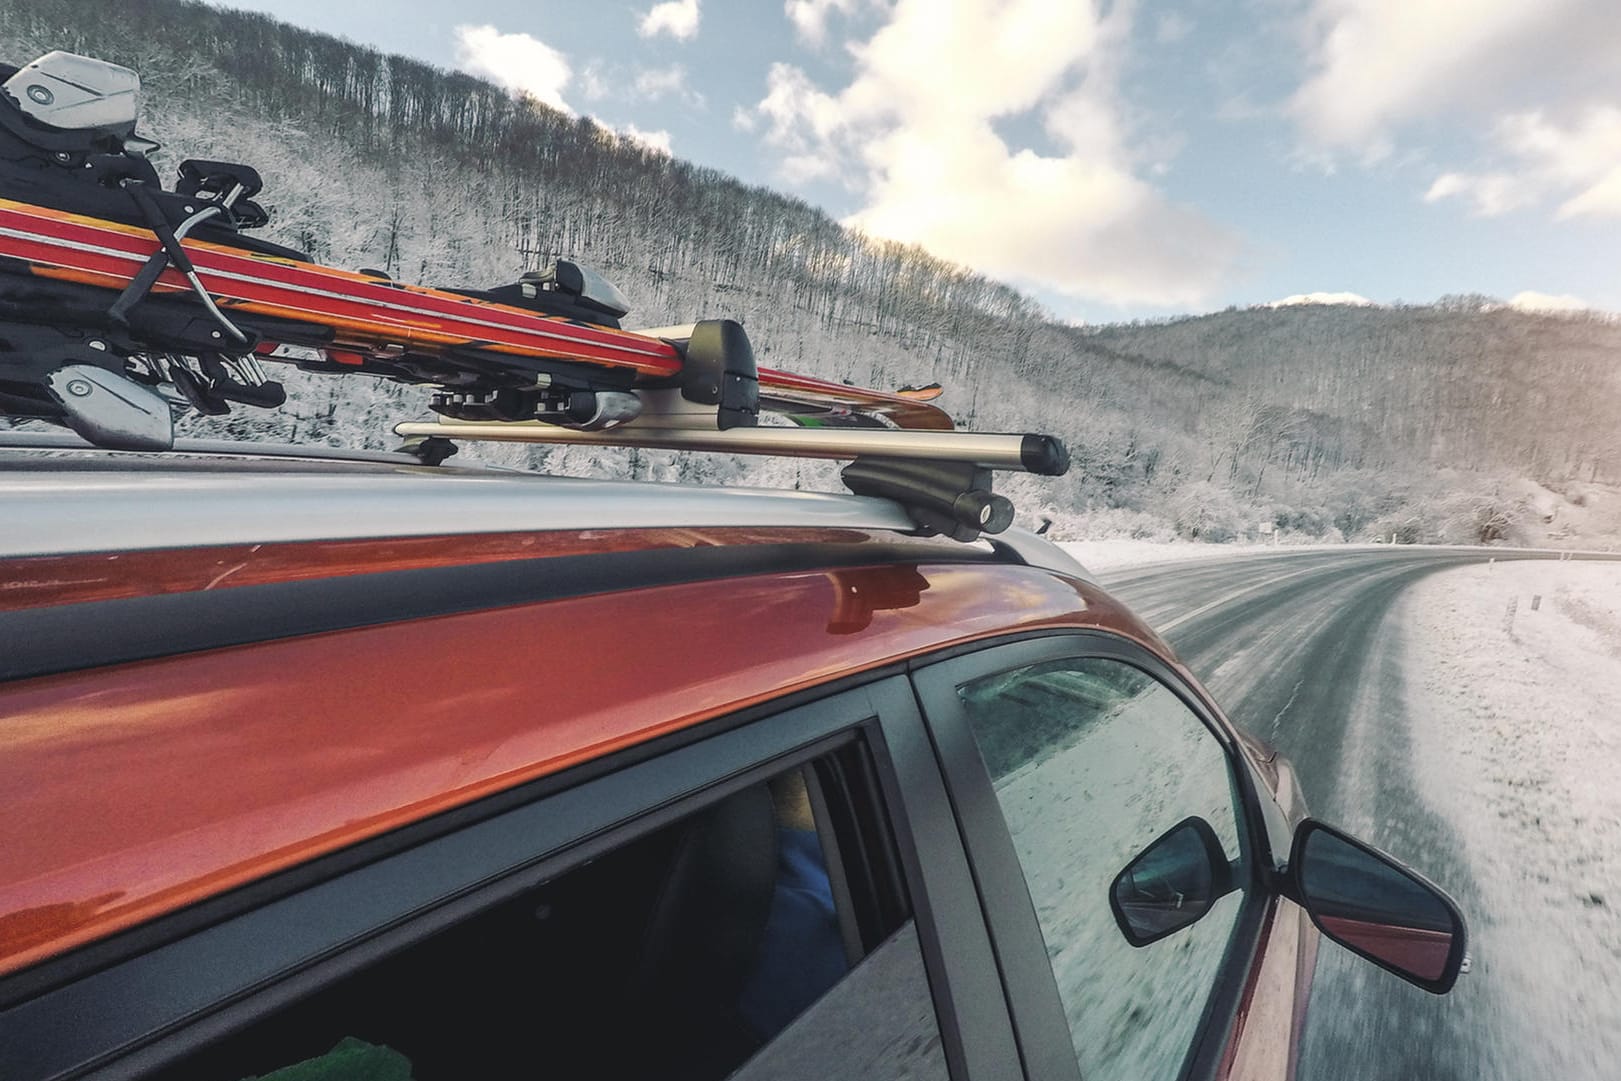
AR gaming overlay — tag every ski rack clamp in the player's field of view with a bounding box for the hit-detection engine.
[840,457,1014,542]
[639,320,760,430]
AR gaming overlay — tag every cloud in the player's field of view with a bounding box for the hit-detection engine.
[453,24,572,114]
[744,0,1242,308]
[1155,12,1192,44]
[1286,1,1621,222]
[1425,107,1621,220]
[1509,291,1589,313]
[785,0,865,43]
[578,61,608,101]
[1423,171,1534,218]
[633,66,705,108]
[1289,0,1565,152]
[616,123,674,155]
[640,0,701,40]
[454,27,673,158]
[1288,0,1620,154]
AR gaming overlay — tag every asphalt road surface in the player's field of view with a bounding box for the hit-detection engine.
[1093,546,1593,1081]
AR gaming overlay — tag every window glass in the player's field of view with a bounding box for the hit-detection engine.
[957,657,1247,1080]
[729,922,946,1081]
[155,755,946,1081]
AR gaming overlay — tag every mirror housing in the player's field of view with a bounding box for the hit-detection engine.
[1288,820,1467,994]
[1110,816,1234,947]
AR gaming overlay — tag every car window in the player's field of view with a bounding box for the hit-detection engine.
[152,755,948,1081]
[729,922,944,1081]
[956,656,1247,1081]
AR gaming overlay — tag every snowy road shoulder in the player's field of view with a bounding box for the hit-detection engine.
[1055,539,1351,577]
[1400,560,1621,1076]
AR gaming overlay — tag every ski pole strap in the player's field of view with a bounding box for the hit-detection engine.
[107,241,173,329]
[121,178,199,278]
[110,180,248,344]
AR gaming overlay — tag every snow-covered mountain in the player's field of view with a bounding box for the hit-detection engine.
[1262,292,1376,309]
[1506,291,1594,314]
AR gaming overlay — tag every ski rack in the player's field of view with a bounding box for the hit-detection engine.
[0,50,1070,542]
[395,413,1069,541]
[395,415,1067,473]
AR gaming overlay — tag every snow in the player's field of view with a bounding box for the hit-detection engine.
[1057,539,1355,576]
[1261,292,1376,309]
[1043,541,1621,1075]
[1508,291,1591,314]
[1400,559,1621,1077]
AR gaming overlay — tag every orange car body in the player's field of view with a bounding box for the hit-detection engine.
[0,446,1318,1081]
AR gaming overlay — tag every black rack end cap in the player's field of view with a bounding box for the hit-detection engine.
[396,434,459,467]
[1019,434,1070,477]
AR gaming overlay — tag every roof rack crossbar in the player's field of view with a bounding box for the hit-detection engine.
[391,420,1071,476]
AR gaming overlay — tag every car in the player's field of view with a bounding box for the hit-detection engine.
[0,48,1464,1078]
[0,427,1465,1081]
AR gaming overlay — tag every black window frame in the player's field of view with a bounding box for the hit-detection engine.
[909,630,1277,1081]
[0,675,1022,1081]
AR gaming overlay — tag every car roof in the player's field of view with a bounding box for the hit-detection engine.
[0,445,914,557]
[0,438,1095,580]
[0,435,1131,979]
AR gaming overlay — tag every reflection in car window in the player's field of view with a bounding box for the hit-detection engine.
[238,1037,411,1080]
[958,657,1247,1080]
[729,922,946,1081]
[162,755,938,1081]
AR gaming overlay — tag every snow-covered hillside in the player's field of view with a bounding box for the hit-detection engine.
[3,0,1619,547]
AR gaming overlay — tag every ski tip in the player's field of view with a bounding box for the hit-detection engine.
[896,382,944,402]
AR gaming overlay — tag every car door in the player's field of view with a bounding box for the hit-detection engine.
[912,633,1289,1081]
[0,677,1021,1081]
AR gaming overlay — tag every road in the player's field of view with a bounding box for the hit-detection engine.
[1092,546,1591,1081]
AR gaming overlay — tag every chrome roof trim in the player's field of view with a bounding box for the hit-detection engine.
[0,459,922,558]
[989,527,1097,583]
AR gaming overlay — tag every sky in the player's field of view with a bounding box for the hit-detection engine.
[210,0,1621,324]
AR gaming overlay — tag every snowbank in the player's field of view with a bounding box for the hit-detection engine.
[1057,539,1360,576]
[1401,560,1621,1076]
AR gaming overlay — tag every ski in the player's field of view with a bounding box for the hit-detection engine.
[0,51,954,449]
[0,192,952,434]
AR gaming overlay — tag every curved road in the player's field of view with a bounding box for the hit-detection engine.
[1092,546,1603,1081]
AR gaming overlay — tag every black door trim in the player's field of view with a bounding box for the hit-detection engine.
[869,678,1025,1081]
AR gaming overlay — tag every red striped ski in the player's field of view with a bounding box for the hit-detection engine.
[0,197,953,431]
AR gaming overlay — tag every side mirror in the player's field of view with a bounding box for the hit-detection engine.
[1289,820,1467,993]
[1110,817,1234,947]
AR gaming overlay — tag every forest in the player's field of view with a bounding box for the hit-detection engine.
[3,0,1619,546]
